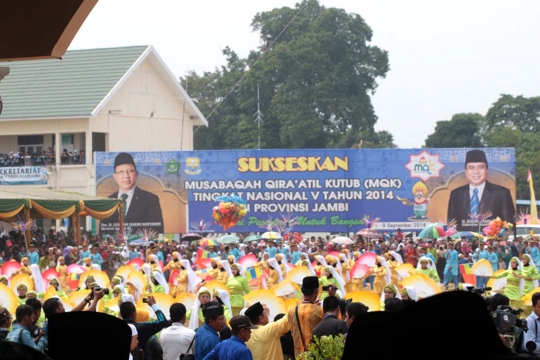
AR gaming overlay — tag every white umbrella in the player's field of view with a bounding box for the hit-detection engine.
[261,231,281,240]
[331,236,354,245]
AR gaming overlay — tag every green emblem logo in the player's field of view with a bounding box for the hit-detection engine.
[166,159,180,174]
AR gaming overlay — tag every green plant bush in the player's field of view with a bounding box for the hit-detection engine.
[295,334,346,360]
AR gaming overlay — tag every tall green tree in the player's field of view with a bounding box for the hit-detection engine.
[423,113,484,148]
[183,0,390,150]
[485,94,540,132]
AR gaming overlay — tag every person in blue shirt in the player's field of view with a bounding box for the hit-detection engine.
[90,246,104,268]
[530,239,540,272]
[28,244,40,265]
[6,305,47,351]
[208,246,219,259]
[486,245,499,272]
[229,243,241,261]
[277,241,290,262]
[194,301,227,360]
[290,243,301,265]
[267,240,278,259]
[80,244,91,262]
[443,242,459,290]
[473,242,490,288]
[129,244,139,260]
[150,244,164,262]
[203,315,256,360]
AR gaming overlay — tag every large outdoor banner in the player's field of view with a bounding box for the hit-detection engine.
[0,166,49,185]
[94,148,516,234]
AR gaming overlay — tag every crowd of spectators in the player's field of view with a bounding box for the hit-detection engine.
[0,147,86,166]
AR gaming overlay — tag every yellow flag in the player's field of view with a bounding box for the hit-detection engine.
[528,169,538,223]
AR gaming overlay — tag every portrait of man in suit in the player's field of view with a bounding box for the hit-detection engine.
[447,149,515,231]
[100,152,164,233]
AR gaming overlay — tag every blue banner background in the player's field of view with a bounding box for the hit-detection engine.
[95,148,516,233]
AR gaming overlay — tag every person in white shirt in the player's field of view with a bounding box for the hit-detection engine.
[161,303,196,360]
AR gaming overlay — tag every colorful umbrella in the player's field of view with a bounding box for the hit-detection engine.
[42,268,60,284]
[350,263,371,279]
[66,263,86,275]
[356,229,383,239]
[287,262,296,271]
[243,235,263,242]
[451,231,484,239]
[129,239,151,246]
[238,254,258,269]
[261,231,282,240]
[181,233,203,241]
[400,273,442,299]
[217,234,239,244]
[331,236,354,245]
[418,225,446,239]
[199,238,218,247]
[243,290,287,322]
[357,252,378,267]
[468,259,493,277]
[1,260,21,278]
[271,280,299,297]
[346,291,381,311]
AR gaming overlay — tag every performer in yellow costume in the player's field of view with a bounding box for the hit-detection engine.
[163,251,182,292]
[253,252,270,289]
[207,258,220,280]
[56,256,69,292]
[372,256,390,296]
[217,260,231,284]
[266,258,283,289]
[386,251,403,287]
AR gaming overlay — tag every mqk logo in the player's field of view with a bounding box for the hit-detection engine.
[405,150,445,181]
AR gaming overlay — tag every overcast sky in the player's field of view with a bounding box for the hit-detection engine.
[70,0,540,148]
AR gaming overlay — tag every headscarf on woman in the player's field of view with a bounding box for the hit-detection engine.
[152,271,169,294]
[188,286,211,330]
[30,264,46,293]
[180,259,202,293]
[267,258,283,283]
[300,253,315,275]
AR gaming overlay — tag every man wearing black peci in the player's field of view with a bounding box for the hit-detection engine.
[447,149,515,231]
[101,152,164,233]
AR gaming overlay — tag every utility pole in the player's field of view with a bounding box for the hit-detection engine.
[253,84,263,149]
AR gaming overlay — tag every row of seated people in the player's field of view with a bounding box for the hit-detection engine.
[0,151,85,166]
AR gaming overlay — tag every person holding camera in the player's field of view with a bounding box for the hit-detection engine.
[120,294,170,360]
[41,286,106,341]
[523,292,540,356]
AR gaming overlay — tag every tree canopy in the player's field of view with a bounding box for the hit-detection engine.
[183,0,390,150]
[424,113,483,148]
